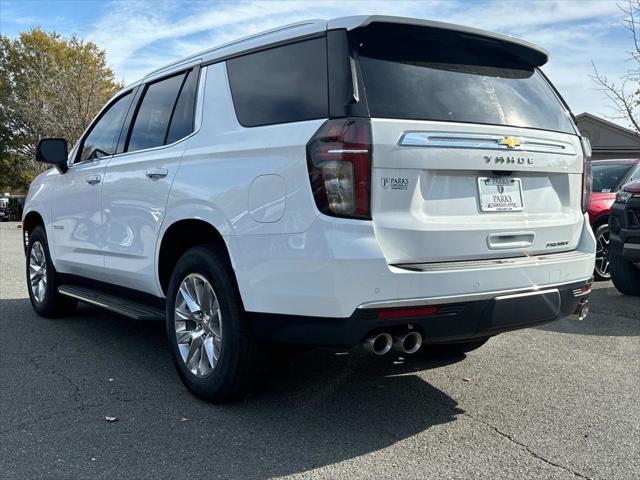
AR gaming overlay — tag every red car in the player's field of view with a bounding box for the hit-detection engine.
[589,159,640,280]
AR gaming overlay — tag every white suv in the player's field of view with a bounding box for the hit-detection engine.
[24,16,595,402]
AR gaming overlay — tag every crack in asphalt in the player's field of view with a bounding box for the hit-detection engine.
[0,352,90,434]
[458,410,593,480]
[403,379,594,480]
[24,351,83,402]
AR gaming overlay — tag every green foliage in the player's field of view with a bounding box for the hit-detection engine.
[0,155,35,192]
[0,28,124,192]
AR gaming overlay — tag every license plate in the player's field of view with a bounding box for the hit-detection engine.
[477,177,524,212]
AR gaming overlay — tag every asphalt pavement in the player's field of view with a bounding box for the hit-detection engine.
[1,221,639,480]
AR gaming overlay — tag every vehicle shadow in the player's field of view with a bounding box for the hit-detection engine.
[1,298,466,479]
[536,284,640,337]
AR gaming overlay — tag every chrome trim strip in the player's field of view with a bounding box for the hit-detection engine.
[398,131,577,155]
[572,287,591,297]
[327,149,369,154]
[493,289,558,301]
[193,65,207,132]
[394,250,591,272]
[357,277,593,310]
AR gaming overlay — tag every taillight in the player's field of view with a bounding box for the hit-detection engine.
[581,136,592,213]
[306,118,371,219]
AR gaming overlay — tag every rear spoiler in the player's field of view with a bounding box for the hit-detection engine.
[328,15,549,67]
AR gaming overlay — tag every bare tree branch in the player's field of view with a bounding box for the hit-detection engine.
[621,0,640,66]
[591,0,640,133]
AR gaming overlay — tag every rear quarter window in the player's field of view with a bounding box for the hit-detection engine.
[226,38,329,127]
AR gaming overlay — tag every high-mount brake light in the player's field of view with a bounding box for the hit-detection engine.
[306,118,372,219]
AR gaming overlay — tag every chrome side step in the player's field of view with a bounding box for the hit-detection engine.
[58,285,165,321]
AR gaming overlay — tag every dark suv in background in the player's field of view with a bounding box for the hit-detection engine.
[589,159,640,280]
[609,180,640,296]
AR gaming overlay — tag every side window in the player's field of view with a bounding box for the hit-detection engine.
[226,38,328,127]
[78,92,133,163]
[630,167,640,182]
[127,73,186,152]
[166,70,198,144]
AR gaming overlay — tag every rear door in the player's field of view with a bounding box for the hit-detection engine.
[101,66,200,293]
[350,23,583,264]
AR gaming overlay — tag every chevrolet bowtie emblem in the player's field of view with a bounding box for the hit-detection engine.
[499,136,522,149]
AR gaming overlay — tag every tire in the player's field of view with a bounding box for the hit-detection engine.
[424,337,490,358]
[166,245,261,403]
[593,222,611,281]
[609,254,640,296]
[26,226,77,317]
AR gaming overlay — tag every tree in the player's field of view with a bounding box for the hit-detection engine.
[0,28,123,191]
[591,0,640,133]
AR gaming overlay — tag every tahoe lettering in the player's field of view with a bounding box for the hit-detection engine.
[484,155,534,165]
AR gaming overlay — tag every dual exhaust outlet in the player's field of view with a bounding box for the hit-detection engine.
[364,298,590,355]
[573,299,589,321]
[363,331,423,355]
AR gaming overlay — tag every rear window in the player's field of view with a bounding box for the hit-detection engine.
[353,24,575,134]
[591,163,635,192]
[166,70,198,144]
[128,72,186,152]
[227,38,328,127]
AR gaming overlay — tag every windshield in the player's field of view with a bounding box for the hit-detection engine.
[591,163,635,192]
[353,24,576,134]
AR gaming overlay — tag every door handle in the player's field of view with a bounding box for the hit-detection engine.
[145,168,168,179]
[85,175,101,185]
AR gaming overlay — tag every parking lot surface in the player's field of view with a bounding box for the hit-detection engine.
[1,221,639,480]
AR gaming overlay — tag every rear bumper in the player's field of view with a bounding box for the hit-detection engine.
[250,277,593,347]
[232,213,596,318]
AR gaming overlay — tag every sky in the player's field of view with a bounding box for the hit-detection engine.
[0,0,633,129]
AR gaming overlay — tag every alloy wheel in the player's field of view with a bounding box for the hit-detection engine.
[29,241,47,303]
[174,273,223,377]
[595,225,611,279]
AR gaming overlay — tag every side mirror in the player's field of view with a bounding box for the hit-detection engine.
[36,138,69,173]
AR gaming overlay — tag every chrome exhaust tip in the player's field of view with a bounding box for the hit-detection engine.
[575,300,589,321]
[393,331,423,354]
[363,332,393,355]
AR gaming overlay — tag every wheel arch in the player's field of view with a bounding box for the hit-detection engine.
[22,210,46,254]
[592,214,610,228]
[157,218,237,296]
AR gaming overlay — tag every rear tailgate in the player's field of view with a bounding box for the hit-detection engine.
[370,121,583,264]
[350,21,584,264]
